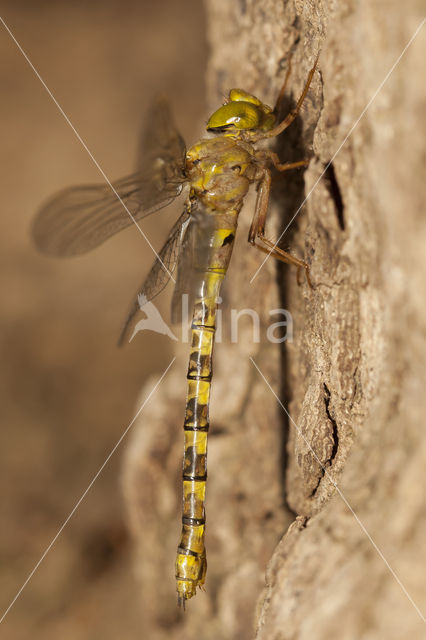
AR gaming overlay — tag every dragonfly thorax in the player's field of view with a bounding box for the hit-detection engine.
[186,137,256,212]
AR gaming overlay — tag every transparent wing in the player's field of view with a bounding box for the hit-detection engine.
[137,95,186,179]
[32,97,187,256]
[170,210,217,325]
[118,209,191,345]
[119,205,221,344]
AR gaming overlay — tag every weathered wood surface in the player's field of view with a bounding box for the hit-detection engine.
[123,1,426,638]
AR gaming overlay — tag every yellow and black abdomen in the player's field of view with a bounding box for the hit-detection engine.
[175,137,255,604]
[175,223,237,603]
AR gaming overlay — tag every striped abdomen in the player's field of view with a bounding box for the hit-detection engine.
[175,212,238,604]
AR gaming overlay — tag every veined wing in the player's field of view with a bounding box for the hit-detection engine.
[32,97,187,256]
[137,95,187,180]
[118,208,191,345]
[119,204,225,344]
[170,209,217,325]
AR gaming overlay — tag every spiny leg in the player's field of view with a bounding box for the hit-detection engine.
[255,238,312,288]
[249,167,312,287]
[262,52,319,140]
[273,54,293,116]
[266,151,309,172]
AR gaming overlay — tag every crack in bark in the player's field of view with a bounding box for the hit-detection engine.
[324,161,345,230]
[310,384,340,497]
[323,383,339,463]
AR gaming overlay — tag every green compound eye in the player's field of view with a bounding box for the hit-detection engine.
[228,89,262,106]
[207,101,262,131]
[207,90,276,133]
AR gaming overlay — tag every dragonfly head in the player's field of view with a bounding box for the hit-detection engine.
[206,89,276,136]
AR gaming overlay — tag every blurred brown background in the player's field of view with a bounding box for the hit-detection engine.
[0,2,206,637]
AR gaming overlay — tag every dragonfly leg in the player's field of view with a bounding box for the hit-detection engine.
[262,53,319,140]
[254,239,312,288]
[249,168,312,287]
[266,151,309,173]
[273,54,293,115]
[248,167,271,245]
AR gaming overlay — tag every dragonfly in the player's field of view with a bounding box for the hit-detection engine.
[32,54,318,606]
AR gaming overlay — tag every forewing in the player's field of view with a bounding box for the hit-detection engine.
[138,95,186,181]
[32,97,187,257]
[118,209,191,345]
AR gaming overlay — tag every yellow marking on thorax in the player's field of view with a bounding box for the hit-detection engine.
[186,137,254,211]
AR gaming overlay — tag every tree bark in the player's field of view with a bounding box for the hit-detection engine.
[122,1,426,638]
